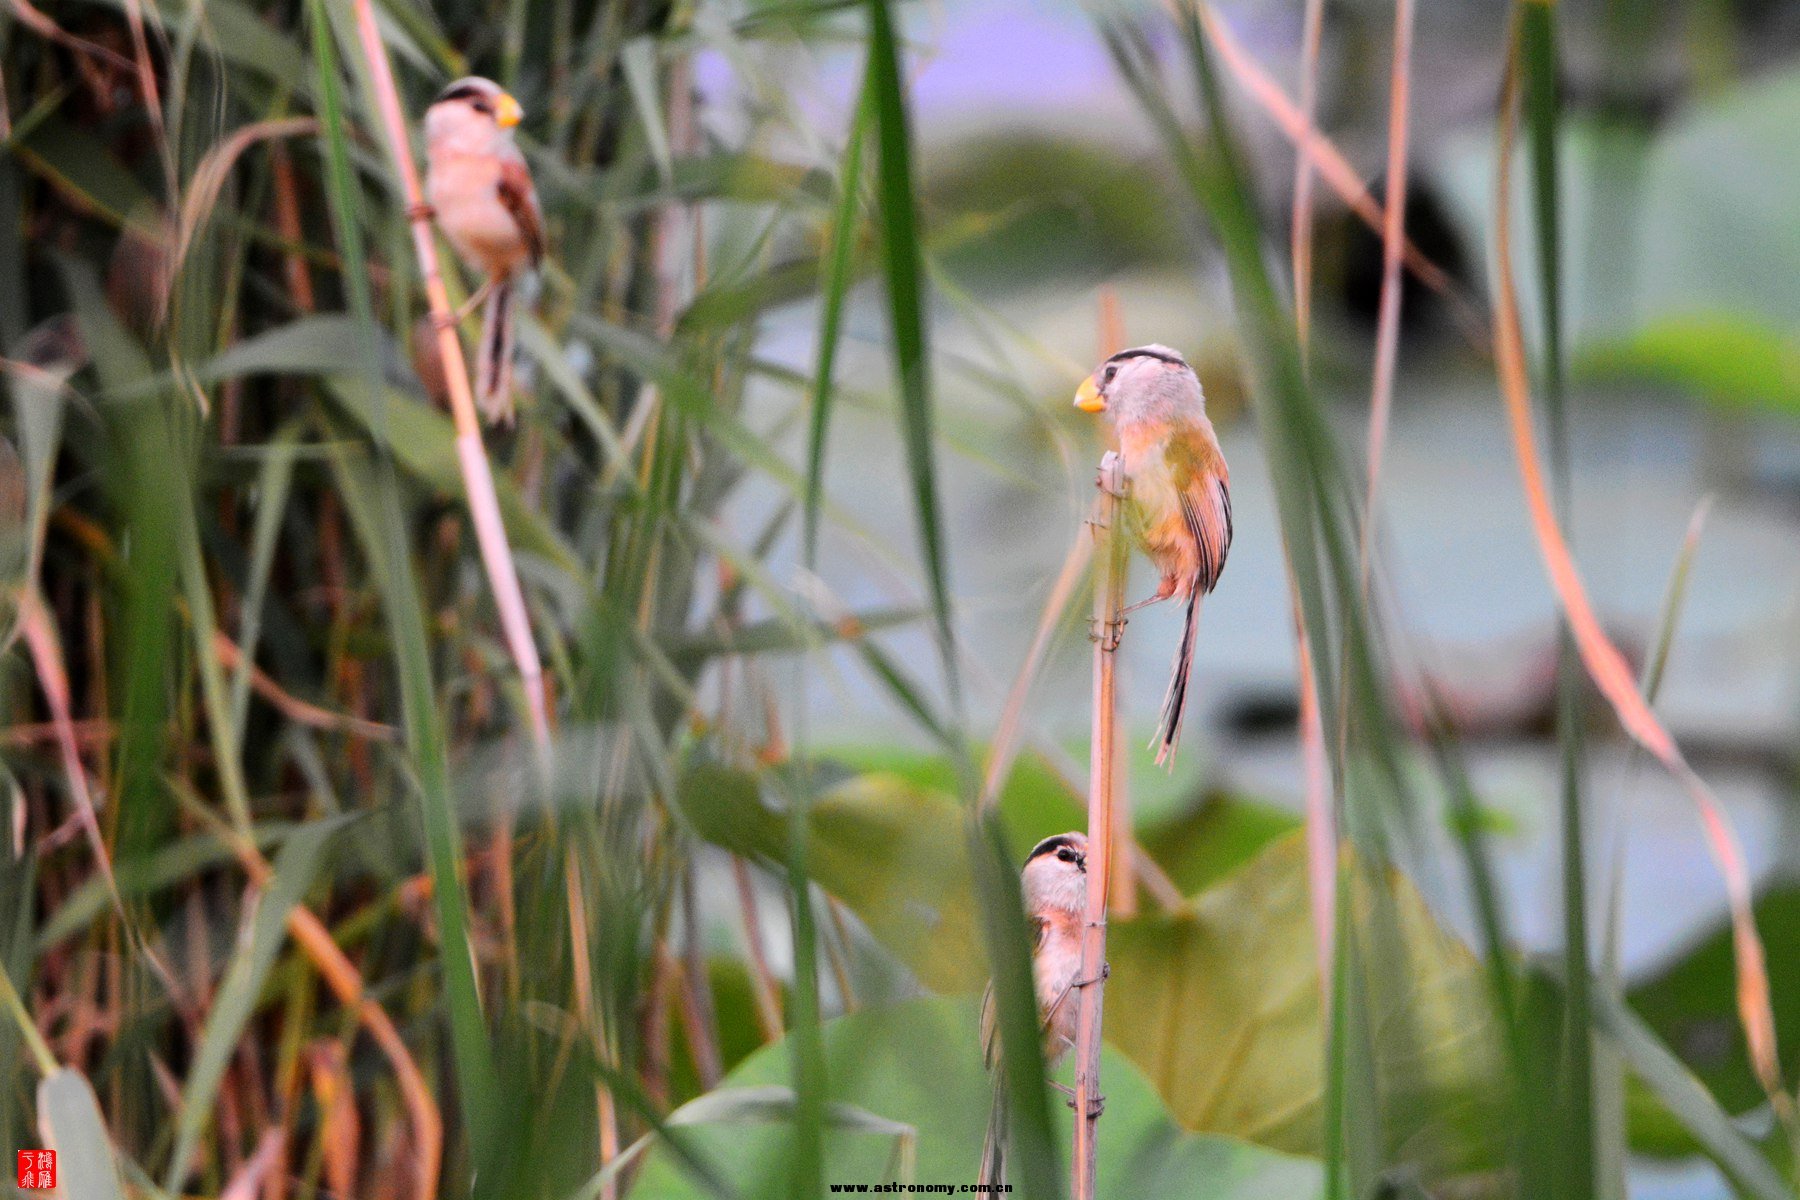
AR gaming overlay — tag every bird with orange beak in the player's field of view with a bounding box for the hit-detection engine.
[1075,345,1232,766]
[423,77,542,426]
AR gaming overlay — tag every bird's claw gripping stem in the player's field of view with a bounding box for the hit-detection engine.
[1073,963,1110,989]
[1095,450,1126,499]
[1059,1082,1105,1117]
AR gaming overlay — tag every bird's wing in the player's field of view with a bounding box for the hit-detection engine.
[1169,424,1232,593]
[497,158,545,266]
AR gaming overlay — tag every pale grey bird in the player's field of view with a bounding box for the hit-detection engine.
[978,832,1093,1189]
[1075,345,1232,766]
[423,76,543,426]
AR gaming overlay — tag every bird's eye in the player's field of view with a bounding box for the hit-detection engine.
[472,100,493,116]
[1102,366,1117,385]
[1057,848,1076,863]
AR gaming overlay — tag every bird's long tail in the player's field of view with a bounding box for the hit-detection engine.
[475,279,516,426]
[1153,583,1203,768]
[978,1074,1007,1190]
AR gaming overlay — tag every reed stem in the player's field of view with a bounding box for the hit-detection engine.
[1072,451,1127,1199]
[346,0,551,750]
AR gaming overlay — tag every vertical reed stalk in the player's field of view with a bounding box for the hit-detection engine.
[345,0,550,750]
[1095,290,1135,919]
[1072,452,1127,1199]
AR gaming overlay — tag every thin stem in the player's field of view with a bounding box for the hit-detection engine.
[345,0,550,750]
[1072,452,1127,1199]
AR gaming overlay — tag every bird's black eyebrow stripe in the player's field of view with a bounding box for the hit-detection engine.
[1026,834,1080,863]
[436,83,487,104]
[1105,347,1186,367]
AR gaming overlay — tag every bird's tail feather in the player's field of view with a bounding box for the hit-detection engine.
[476,280,516,426]
[1153,584,1203,768]
[978,1076,1007,1190]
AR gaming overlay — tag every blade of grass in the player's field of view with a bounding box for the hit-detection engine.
[803,70,872,569]
[226,424,301,742]
[1280,0,1339,1007]
[1506,14,1602,1191]
[57,258,184,870]
[0,953,55,1076]
[176,493,256,835]
[864,0,963,742]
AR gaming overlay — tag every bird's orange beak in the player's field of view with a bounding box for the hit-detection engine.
[495,92,524,128]
[1073,376,1106,413]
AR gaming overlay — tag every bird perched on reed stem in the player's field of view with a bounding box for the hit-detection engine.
[422,76,543,426]
[1075,344,1232,766]
[979,832,1093,1189]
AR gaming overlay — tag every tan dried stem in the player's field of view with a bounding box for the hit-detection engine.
[345,0,550,751]
[1072,453,1127,1199]
[1094,290,1136,916]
